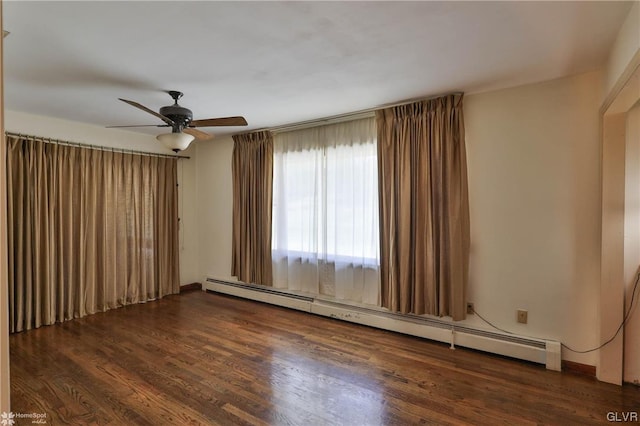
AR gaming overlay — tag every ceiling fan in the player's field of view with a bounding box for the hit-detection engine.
[108,90,248,152]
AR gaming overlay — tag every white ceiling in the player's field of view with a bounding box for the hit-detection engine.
[3,1,634,138]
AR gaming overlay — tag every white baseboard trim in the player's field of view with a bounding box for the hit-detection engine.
[204,278,561,371]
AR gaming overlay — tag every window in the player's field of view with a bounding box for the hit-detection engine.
[271,117,380,305]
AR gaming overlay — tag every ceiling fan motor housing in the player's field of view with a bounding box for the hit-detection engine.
[160,104,193,129]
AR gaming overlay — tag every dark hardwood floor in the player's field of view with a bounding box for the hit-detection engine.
[9,291,639,425]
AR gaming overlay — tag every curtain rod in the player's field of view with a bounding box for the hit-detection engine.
[266,91,464,135]
[4,132,190,160]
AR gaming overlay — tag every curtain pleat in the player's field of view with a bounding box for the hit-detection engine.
[7,137,180,333]
[231,131,274,286]
[376,94,470,320]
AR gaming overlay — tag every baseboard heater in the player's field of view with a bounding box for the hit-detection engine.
[204,278,561,371]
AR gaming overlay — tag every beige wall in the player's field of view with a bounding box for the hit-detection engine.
[3,110,200,286]
[624,103,640,384]
[196,71,604,365]
[177,147,200,285]
[194,137,236,282]
[462,70,602,366]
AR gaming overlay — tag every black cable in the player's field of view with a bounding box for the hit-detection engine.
[470,308,514,335]
[471,271,640,354]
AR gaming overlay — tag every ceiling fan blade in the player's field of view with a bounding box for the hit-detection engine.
[119,98,175,126]
[106,124,170,128]
[190,116,248,127]
[183,128,213,140]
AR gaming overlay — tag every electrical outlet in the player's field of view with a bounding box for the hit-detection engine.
[517,309,528,324]
[466,302,474,315]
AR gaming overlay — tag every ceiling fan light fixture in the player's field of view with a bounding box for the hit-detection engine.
[156,132,195,152]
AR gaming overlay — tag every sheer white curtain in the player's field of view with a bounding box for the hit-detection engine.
[272,117,380,305]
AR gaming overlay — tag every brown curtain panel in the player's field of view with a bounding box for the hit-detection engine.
[7,137,180,333]
[376,94,470,320]
[232,131,273,285]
